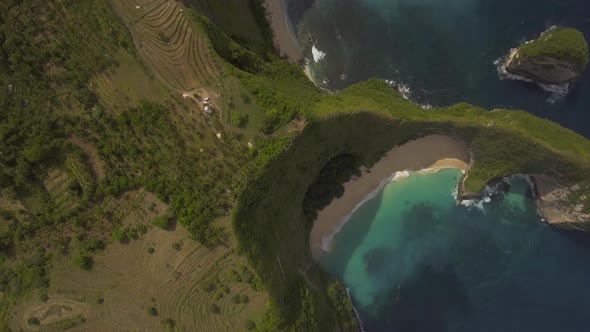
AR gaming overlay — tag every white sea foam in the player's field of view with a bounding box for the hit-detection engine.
[391,170,411,181]
[397,83,412,100]
[459,175,534,212]
[384,79,434,109]
[312,45,326,63]
[460,198,487,211]
[384,79,412,100]
[346,288,367,332]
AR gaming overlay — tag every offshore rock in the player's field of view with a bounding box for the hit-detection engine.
[532,175,590,229]
[504,27,588,85]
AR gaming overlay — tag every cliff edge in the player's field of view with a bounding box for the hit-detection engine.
[532,175,590,229]
[505,27,588,85]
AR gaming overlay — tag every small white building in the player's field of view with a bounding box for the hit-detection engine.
[204,106,211,114]
[247,141,254,149]
[7,84,13,94]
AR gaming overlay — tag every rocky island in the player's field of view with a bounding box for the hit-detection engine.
[503,27,589,86]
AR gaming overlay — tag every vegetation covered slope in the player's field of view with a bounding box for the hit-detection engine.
[1,0,590,331]
[0,0,270,330]
[233,80,590,331]
[518,27,588,71]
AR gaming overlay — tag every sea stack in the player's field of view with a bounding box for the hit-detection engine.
[504,27,589,85]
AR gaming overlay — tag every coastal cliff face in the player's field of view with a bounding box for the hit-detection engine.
[458,172,590,229]
[533,175,590,229]
[504,27,589,85]
[505,51,582,85]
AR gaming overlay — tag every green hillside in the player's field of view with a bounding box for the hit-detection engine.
[0,0,589,331]
[518,27,589,71]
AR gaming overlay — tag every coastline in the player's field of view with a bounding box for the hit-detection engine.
[309,135,469,260]
[264,0,303,62]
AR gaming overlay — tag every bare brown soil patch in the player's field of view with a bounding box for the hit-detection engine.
[17,299,89,331]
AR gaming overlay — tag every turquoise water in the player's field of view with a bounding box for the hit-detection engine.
[317,169,590,331]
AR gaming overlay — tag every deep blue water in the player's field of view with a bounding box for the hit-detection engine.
[290,0,590,138]
[317,169,590,332]
[290,2,590,330]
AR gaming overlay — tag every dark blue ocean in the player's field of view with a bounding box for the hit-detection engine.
[287,1,590,331]
[289,0,590,138]
[316,170,590,332]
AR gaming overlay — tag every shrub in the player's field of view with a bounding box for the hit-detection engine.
[151,215,172,229]
[81,239,105,253]
[27,317,40,326]
[244,319,256,330]
[148,247,155,254]
[127,227,139,240]
[137,224,148,234]
[232,111,249,128]
[240,294,249,304]
[210,303,221,313]
[172,242,181,251]
[111,227,128,243]
[148,306,158,316]
[72,251,93,270]
[162,318,175,329]
[202,281,216,292]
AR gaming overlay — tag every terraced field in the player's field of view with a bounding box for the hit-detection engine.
[111,0,221,93]
[108,0,266,133]
[42,168,81,217]
[10,191,266,331]
[90,50,170,113]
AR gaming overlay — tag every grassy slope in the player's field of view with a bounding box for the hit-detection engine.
[518,27,589,71]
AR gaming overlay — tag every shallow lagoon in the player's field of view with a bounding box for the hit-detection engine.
[317,169,590,332]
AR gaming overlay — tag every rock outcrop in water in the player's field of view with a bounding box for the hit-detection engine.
[504,27,589,85]
[532,175,590,229]
[457,171,590,229]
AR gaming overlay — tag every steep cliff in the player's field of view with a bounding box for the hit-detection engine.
[505,27,588,85]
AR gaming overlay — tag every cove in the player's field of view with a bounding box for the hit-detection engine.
[316,168,590,331]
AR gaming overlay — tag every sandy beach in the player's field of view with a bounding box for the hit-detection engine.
[309,135,470,260]
[264,0,303,62]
